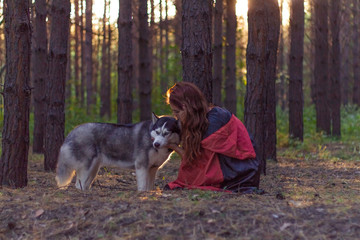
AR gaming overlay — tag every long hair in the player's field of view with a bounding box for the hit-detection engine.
[166,82,209,162]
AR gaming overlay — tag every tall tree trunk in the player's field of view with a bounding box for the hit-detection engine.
[74,0,81,101]
[150,0,156,84]
[100,0,111,119]
[0,0,31,188]
[224,0,237,114]
[353,0,360,105]
[340,3,350,105]
[165,0,170,86]
[174,0,182,48]
[85,0,94,113]
[314,0,330,134]
[65,30,72,102]
[80,0,86,106]
[213,0,223,106]
[139,0,152,120]
[245,0,280,174]
[182,0,213,102]
[330,0,341,136]
[132,0,139,92]
[93,29,101,96]
[159,0,166,93]
[288,0,304,141]
[118,0,133,123]
[32,0,47,154]
[44,0,71,172]
[277,0,286,111]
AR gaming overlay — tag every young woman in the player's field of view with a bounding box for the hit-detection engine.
[165,82,261,193]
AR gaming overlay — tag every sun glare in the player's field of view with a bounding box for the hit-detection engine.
[92,0,289,26]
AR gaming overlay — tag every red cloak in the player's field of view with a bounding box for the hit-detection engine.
[167,115,256,191]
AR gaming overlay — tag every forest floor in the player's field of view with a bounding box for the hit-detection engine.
[0,142,359,240]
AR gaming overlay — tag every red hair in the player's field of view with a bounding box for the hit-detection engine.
[166,82,209,162]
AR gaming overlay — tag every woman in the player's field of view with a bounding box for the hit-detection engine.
[165,82,261,193]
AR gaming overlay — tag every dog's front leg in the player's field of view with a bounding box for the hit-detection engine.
[148,166,158,190]
[135,167,150,191]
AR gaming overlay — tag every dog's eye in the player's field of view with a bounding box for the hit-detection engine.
[156,131,160,135]
[163,132,169,136]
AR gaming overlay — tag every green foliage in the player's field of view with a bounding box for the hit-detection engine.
[277,104,360,161]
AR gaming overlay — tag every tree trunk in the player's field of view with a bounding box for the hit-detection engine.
[182,0,213,102]
[174,0,182,48]
[159,0,165,93]
[118,0,133,123]
[74,0,81,101]
[314,0,330,134]
[80,0,86,106]
[139,0,152,120]
[245,0,280,174]
[85,0,94,113]
[100,0,111,119]
[165,0,170,87]
[330,0,341,136]
[288,0,304,141]
[66,30,72,102]
[224,0,237,114]
[0,0,31,188]
[340,3,350,105]
[32,0,47,153]
[44,0,70,172]
[353,0,360,105]
[277,0,286,111]
[212,0,223,106]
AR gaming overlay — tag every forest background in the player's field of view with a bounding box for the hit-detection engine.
[0,0,359,239]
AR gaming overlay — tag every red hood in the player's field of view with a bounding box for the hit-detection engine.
[167,115,256,191]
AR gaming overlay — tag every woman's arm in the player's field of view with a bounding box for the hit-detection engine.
[166,143,184,158]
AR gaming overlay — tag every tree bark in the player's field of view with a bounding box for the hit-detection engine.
[212,0,223,106]
[0,0,31,188]
[314,0,330,134]
[245,0,280,174]
[80,0,86,106]
[288,0,304,141]
[85,0,94,113]
[32,0,47,153]
[100,0,111,119]
[159,0,165,93]
[44,0,70,171]
[182,0,213,102]
[139,0,152,120]
[74,0,81,101]
[330,0,341,136]
[353,0,360,105]
[340,3,350,105]
[224,0,237,114]
[174,0,182,48]
[277,0,286,111]
[118,0,133,123]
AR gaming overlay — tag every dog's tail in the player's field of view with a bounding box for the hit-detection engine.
[55,146,75,188]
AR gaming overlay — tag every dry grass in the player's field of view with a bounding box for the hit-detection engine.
[0,142,359,240]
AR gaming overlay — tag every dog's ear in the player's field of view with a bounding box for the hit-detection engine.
[151,112,159,124]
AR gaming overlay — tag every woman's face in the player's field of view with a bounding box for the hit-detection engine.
[170,103,186,123]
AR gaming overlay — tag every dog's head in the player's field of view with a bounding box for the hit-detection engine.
[150,113,181,149]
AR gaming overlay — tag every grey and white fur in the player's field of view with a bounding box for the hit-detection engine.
[55,113,181,191]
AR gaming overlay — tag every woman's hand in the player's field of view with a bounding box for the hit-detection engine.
[166,143,184,158]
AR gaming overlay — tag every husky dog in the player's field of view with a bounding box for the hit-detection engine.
[55,113,181,191]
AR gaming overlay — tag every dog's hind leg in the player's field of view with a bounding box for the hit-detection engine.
[75,158,101,190]
[84,158,101,189]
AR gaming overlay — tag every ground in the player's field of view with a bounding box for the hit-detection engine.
[0,143,359,240]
